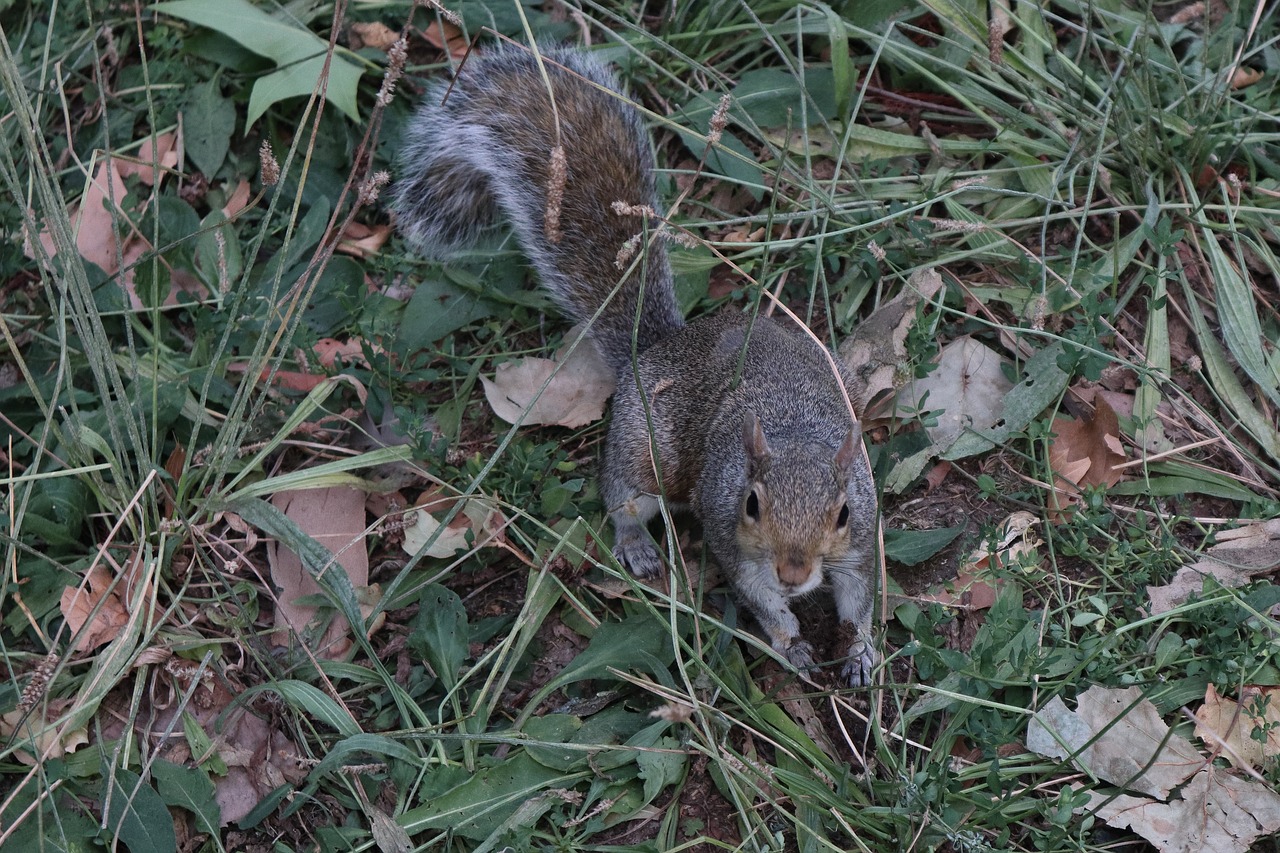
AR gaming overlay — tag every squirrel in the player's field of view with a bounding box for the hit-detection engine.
[392,46,880,686]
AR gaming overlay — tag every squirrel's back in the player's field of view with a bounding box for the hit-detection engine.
[392,47,684,372]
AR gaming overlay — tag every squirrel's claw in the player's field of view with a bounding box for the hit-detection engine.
[781,639,817,672]
[613,536,664,579]
[841,639,878,688]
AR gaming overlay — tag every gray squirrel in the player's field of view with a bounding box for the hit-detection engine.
[392,46,880,686]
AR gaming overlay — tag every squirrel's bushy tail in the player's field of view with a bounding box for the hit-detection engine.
[392,46,684,372]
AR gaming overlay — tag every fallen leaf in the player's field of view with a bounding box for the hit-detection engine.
[962,510,1041,574]
[401,494,507,559]
[267,487,370,659]
[60,563,131,651]
[0,703,88,766]
[839,267,945,415]
[1230,67,1263,89]
[1145,519,1280,615]
[349,21,399,50]
[1194,684,1280,769]
[891,335,1013,449]
[337,221,392,258]
[313,337,379,369]
[1047,396,1127,519]
[1027,685,1202,799]
[420,18,468,60]
[481,330,615,428]
[1086,769,1280,853]
[222,179,252,218]
[117,132,180,186]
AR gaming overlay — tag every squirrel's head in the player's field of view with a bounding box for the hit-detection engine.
[737,413,861,595]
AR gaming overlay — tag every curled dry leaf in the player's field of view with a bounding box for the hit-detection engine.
[349,20,399,50]
[60,562,132,651]
[1146,518,1280,615]
[482,330,615,429]
[839,267,944,415]
[337,221,393,258]
[917,511,1041,611]
[1194,683,1280,770]
[0,702,88,766]
[1047,396,1126,519]
[401,495,506,559]
[1028,684,1280,853]
[221,179,252,218]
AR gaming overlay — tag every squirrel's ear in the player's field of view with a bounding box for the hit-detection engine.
[834,423,860,472]
[743,412,771,462]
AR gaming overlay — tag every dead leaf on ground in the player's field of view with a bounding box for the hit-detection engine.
[1087,769,1280,853]
[32,160,148,281]
[1194,684,1280,769]
[1047,396,1126,519]
[267,487,376,659]
[890,335,1014,448]
[1027,685,1202,799]
[1028,684,1280,853]
[0,700,88,766]
[60,562,132,652]
[1145,519,1280,615]
[349,21,399,50]
[116,132,180,186]
[402,493,507,559]
[482,329,615,428]
[913,512,1040,611]
[337,221,392,258]
[839,267,945,415]
[420,18,468,59]
[222,179,252,218]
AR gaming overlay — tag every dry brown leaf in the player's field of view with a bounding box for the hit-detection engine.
[1087,769,1280,853]
[911,511,1041,611]
[222,179,252,218]
[1047,396,1127,519]
[349,21,399,50]
[267,487,370,659]
[0,701,88,766]
[60,563,131,651]
[1231,67,1263,89]
[117,132,180,186]
[1027,685,1202,799]
[336,221,392,258]
[1146,519,1280,615]
[481,331,615,428]
[402,494,507,559]
[1145,559,1251,616]
[1194,684,1280,769]
[420,19,468,59]
[839,267,945,415]
[313,337,380,369]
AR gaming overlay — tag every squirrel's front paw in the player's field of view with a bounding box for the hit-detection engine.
[780,639,817,672]
[840,638,879,688]
[613,537,664,579]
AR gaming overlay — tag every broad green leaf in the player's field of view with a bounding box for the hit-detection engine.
[240,680,359,736]
[151,758,220,836]
[153,0,362,127]
[100,768,177,853]
[636,736,686,804]
[398,273,495,350]
[184,80,236,175]
[408,584,469,690]
[883,526,964,566]
[399,752,584,839]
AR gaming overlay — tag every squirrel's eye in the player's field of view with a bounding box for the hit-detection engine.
[745,490,760,522]
[836,503,850,529]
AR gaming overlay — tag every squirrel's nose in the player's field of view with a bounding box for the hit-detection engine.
[776,555,813,587]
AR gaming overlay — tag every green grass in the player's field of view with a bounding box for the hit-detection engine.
[2,0,1280,850]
